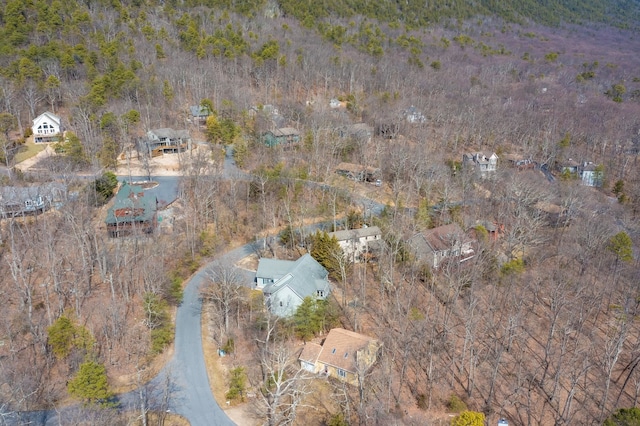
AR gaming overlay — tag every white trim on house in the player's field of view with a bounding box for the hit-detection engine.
[32,112,62,143]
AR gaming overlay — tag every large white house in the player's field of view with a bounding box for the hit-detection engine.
[32,112,62,143]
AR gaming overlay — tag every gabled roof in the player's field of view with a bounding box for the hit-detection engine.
[33,111,61,126]
[0,183,66,206]
[534,201,565,215]
[561,158,580,168]
[299,342,323,364]
[256,258,297,281]
[148,128,190,140]
[411,223,467,253]
[301,328,380,374]
[338,123,373,137]
[464,152,498,165]
[329,226,381,242]
[272,127,300,137]
[262,254,328,300]
[105,182,157,225]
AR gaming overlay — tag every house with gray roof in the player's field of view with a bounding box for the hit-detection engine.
[257,254,330,317]
[0,183,66,218]
[137,128,191,157]
[463,152,498,176]
[190,105,211,125]
[580,162,603,187]
[261,127,301,147]
[328,226,382,263]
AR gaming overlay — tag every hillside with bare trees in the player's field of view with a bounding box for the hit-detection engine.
[1,0,640,424]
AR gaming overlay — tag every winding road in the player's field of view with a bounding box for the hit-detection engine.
[7,149,386,425]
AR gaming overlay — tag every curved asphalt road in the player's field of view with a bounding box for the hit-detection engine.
[7,150,386,425]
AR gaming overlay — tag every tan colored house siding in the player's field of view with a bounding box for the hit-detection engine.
[298,328,381,385]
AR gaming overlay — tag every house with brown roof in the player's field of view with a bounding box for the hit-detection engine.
[533,201,570,227]
[408,223,475,269]
[299,328,381,385]
[502,153,535,170]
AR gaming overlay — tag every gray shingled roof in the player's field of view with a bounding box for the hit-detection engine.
[256,258,297,281]
[149,128,190,140]
[262,254,329,300]
[190,105,210,117]
[0,183,66,205]
[328,226,381,242]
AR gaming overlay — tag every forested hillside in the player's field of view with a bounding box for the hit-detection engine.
[1,0,640,424]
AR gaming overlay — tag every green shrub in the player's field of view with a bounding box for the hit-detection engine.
[604,407,640,426]
[91,171,118,206]
[150,324,174,354]
[225,366,246,401]
[47,315,95,359]
[501,258,525,275]
[451,411,485,426]
[67,360,114,406]
[222,337,235,354]
[167,278,184,306]
[447,394,467,413]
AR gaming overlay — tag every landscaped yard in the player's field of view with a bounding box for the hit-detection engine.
[14,139,46,163]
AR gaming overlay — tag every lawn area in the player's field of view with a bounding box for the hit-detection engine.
[14,139,46,163]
